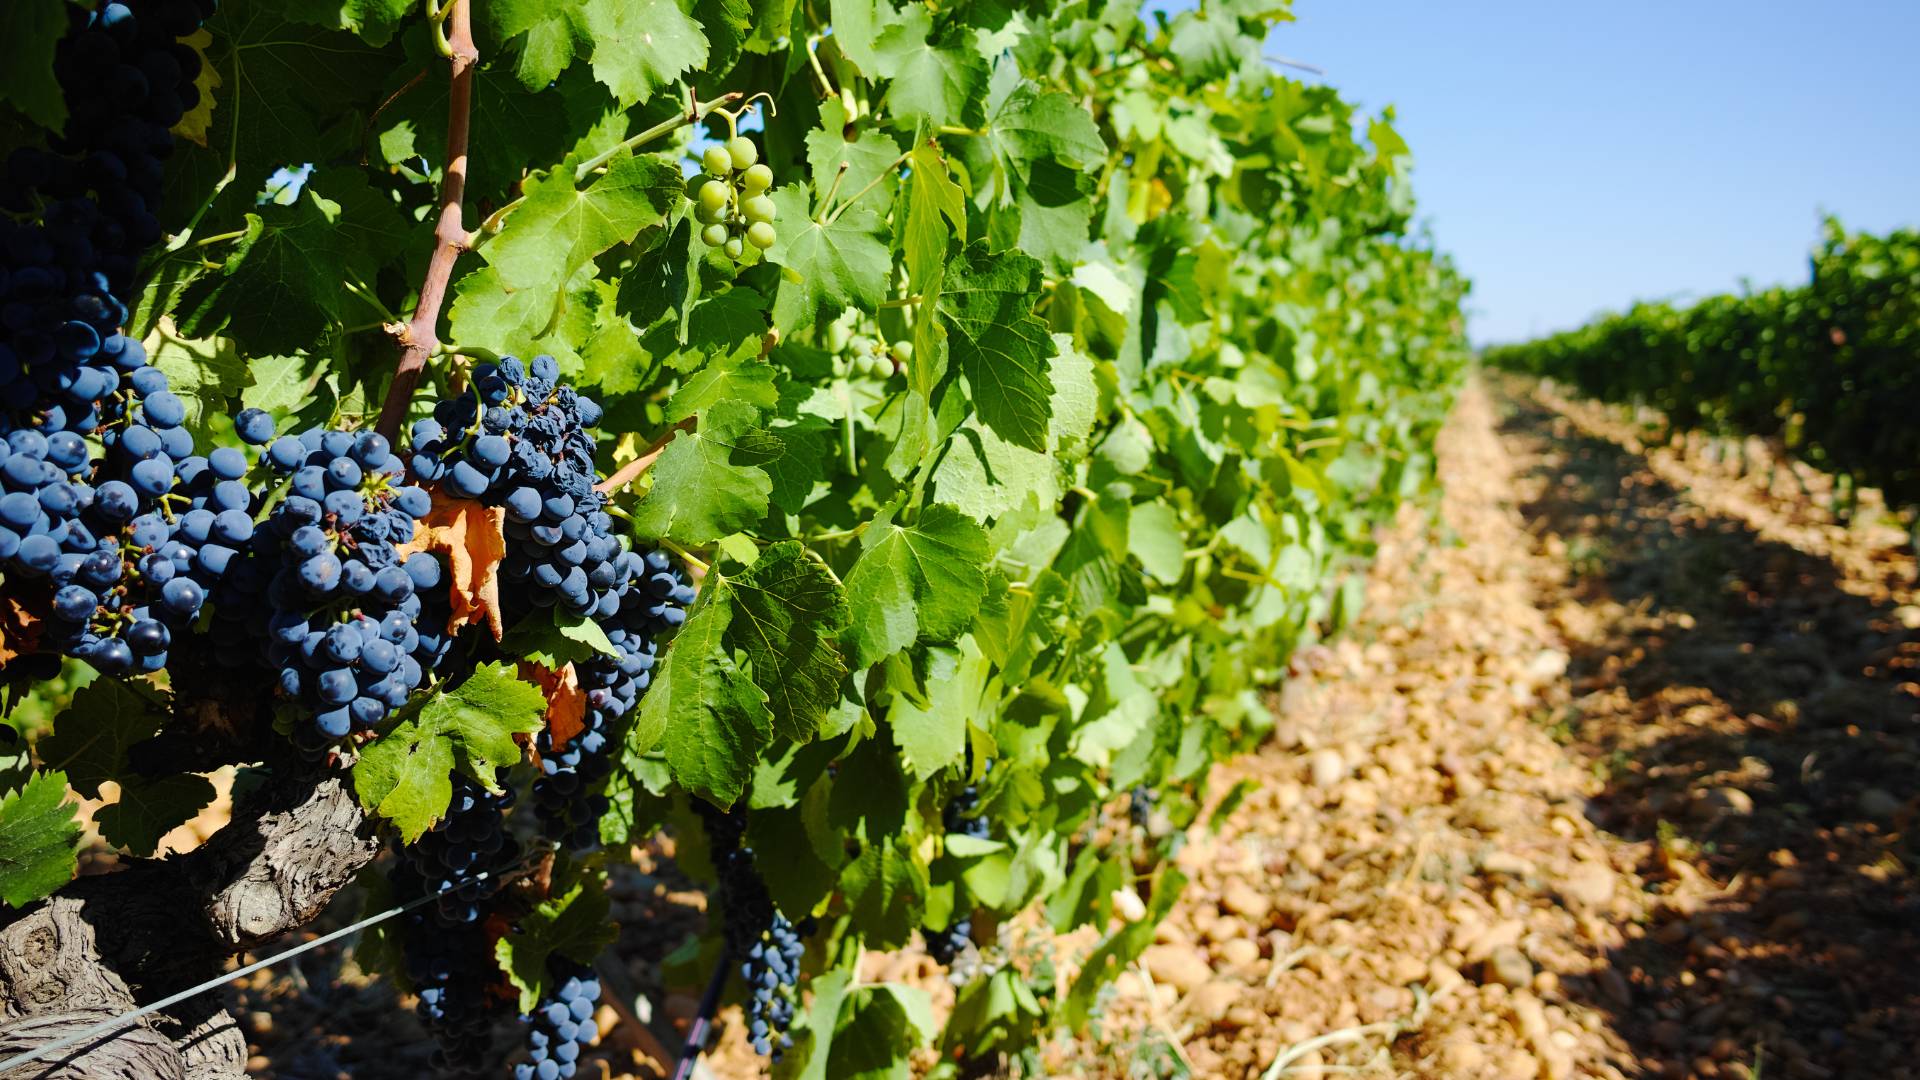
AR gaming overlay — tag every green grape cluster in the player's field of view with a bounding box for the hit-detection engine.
[693,135,776,261]
[824,313,907,379]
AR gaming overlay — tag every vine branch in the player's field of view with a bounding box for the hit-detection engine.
[594,418,695,494]
[375,0,478,442]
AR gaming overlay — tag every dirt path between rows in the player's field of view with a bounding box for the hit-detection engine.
[1071,377,1919,1080]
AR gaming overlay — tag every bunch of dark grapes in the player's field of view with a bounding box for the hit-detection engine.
[2,0,215,438]
[927,782,991,966]
[224,423,442,742]
[692,137,776,261]
[397,772,522,925]
[514,960,602,1080]
[399,913,502,1073]
[406,356,695,844]
[695,802,811,1061]
[8,364,259,675]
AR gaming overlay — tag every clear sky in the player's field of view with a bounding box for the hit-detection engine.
[1240,2,1920,344]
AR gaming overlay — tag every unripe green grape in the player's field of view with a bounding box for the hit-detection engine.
[703,145,733,177]
[695,202,724,226]
[747,222,776,250]
[698,180,730,215]
[727,136,759,171]
[724,236,745,259]
[889,340,912,364]
[864,353,891,377]
[742,163,774,193]
[702,223,729,247]
[743,195,776,224]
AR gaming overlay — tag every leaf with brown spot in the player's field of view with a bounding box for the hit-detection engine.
[520,660,587,753]
[398,496,507,640]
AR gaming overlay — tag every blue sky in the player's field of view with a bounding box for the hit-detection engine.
[1240,2,1920,343]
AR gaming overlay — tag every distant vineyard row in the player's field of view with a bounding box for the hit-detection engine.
[1486,219,1920,514]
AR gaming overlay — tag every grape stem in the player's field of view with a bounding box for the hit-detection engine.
[593,418,695,494]
[374,0,478,442]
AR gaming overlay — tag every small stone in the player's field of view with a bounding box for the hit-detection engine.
[1309,748,1347,789]
[1142,943,1213,993]
[247,1011,274,1038]
[1112,886,1147,922]
[1218,938,1261,969]
[1482,945,1534,989]
[1440,1040,1487,1072]
[1205,915,1249,945]
[1894,605,1920,630]
[1858,788,1902,819]
[1221,881,1272,922]
[1388,953,1427,984]
[1560,862,1616,909]
[1499,1049,1540,1079]
[1482,851,1537,878]
[246,1055,271,1073]
[1693,787,1755,820]
[1184,980,1239,1024]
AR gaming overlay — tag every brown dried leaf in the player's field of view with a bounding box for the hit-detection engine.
[520,661,587,753]
[0,594,44,667]
[398,496,506,641]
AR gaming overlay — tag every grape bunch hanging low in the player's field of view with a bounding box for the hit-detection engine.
[696,801,813,1060]
[515,960,603,1080]
[926,781,991,966]
[692,135,776,262]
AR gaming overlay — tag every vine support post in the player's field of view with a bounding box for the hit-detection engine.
[375,0,478,442]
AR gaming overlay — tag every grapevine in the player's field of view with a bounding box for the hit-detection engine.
[0,0,1473,1075]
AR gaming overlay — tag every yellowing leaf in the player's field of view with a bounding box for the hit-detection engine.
[171,29,221,148]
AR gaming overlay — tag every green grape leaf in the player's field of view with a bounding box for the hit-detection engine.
[872,5,987,129]
[0,771,82,908]
[721,541,850,743]
[195,6,392,190]
[239,353,326,417]
[257,0,412,45]
[0,0,68,130]
[147,329,252,448]
[888,639,989,780]
[644,590,774,808]
[902,143,965,289]
[629,399,776,545]
[94,774,217,858]
[580,0,708,104]
[1012,158,1095,273]
[174,174,408,356]
[766,184,892,328]
[788,969,857,1080]
[498,608,620,668]
[983,63,1106,180]
[1166,8,1254,81]
[482,150,685,293]
[486,0,592,89]
[1127,500,1186,584]
[354,663,547,843]
[827,0,882,71]
[804,100,903,213]
[841,835,925,944]
[842,504,990,666]
[829,984,936,1079]
[496,877,619,1011]
[666,352,778,423]
[936,244,1057,452]
[34,679,170,798]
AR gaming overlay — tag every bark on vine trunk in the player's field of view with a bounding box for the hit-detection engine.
[0,770,379,1079]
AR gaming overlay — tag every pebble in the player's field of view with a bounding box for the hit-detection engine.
[1693,786,1755,820]
[1483,945,1534,989]
[1222,881,1273,922]
[1309,748,1347,789]
[1113,886,1147,922]
[1218,938,1261,969]
[1184,980,1240,1024]
[1142,943,1213,993]
[1441,1039,1487,1072]
[1483,851,1538,878]
[1559,862,1616,909]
